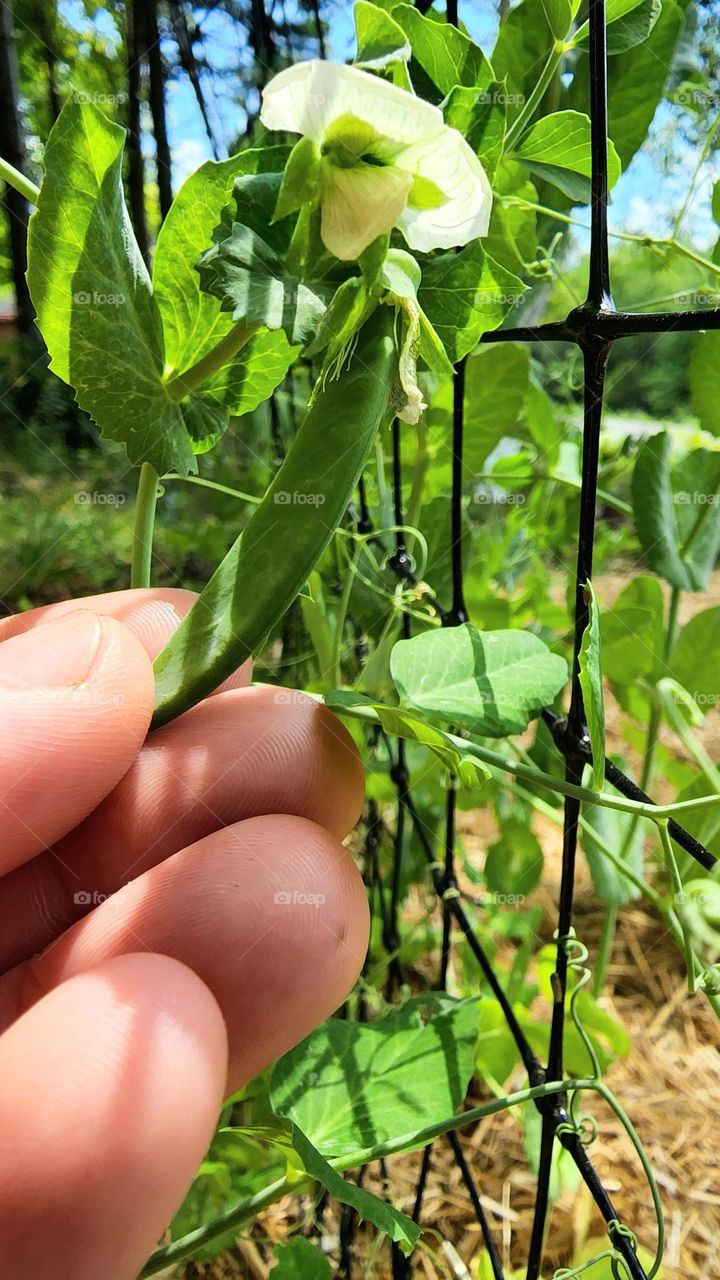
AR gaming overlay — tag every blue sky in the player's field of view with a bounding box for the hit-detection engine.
[60,0,719,252]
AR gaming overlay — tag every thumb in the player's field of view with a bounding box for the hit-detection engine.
[0,610,154,874]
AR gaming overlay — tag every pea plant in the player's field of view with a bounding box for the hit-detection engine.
[4,0,720,1276]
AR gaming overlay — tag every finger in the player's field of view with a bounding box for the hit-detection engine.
[4,815,370,1093]
[0,953,227,1280]
[0,612,154,874]
[0,588,252,688]
[0,688,364,970]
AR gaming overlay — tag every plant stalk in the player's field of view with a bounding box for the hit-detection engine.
[131,462,160,589]
[165,320,259,400]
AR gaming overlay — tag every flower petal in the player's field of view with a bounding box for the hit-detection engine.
[260,60,444,149]
[321,163,413,260]
[397,126,493,252]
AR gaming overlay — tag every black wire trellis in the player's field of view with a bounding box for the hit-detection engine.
[344,2,720,1277]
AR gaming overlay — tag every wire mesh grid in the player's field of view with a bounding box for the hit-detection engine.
[348,2,720,1277]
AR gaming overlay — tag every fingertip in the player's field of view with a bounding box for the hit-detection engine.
[0,952,228,1280]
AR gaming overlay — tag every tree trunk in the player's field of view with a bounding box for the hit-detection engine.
[170,0,220,159]
[126,0,151,264]
[145,0,173,221]
[0,0,34,335]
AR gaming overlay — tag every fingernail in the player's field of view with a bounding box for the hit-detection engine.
[0,611,104,689]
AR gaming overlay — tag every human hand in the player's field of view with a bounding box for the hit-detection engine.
[0,589,368,1279]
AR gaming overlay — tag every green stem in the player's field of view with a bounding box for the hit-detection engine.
[0,156,40,204]
[593,905,618,997]
[321,697,720,820]
[165,320,259,401]
[332,542,360,686]
[505,46,563,150]
[131,463,160,589]
[140,1074,664,1279]
[658,819,698,993]
[161,473,261,505]
[501,196,720,280]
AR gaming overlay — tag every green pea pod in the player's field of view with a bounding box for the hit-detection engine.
[152,307,397,726]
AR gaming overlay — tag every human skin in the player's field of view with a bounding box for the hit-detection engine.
[0,589,369,1279]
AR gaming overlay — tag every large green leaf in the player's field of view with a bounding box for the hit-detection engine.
[485,821,544,898]
[418,245,525,363]
[669,607,720,714]
[152,146,288,376]
[573,0,662,54]
[515,111,622,203]
[27,101,194,474]
[324,690,491,790]
[443,81,506,179]
[540,0,576,40]
[354,0,410,69]
[271,997,479,1161]
[483,159,538,275]
[567,0,683,169]
[578,581,605,790]
[631,432,720,591]
[390,623,568,737]
[393,4,494,99]
[464,343,530,472]
[198,173,331,347]
[689,330,720,435]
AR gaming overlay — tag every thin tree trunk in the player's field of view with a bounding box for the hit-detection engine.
[126,0,151,264]
[0,0,34,335]
[310,0,326,58]
[145,0,173,221]
[170,0,220,159]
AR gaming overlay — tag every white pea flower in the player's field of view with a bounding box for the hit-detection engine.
[260,60,492,261]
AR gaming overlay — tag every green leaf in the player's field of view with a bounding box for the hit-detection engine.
[152,145,288,378]
[631,432,720,591]
[443,81,506,178]
[690,330,720,435]
[418,244,526,363]
[324,690,491,790]
[578,582,605,790]
[475,998,519,1084]
[515,111,622,203]
[272,1239,331,1280]
[153,308,397,725]
[274,137,322,221]
[198,173,331,347]
[271,997,479,1162]
[27,101,194,474]
[464,342,530,471]
[582,788,644,906]
[600,575,665,688]
[485,821,544,898]
[567,0,683,170]
[291,1126,419,1255]
[393,4,494,99]
[390,623,568,737]
[492,0,555,127]
[573,0,662,54]
[540,0,574,40]
[669,607,720,714]
[354,0,411,69]
[483,159,538,275]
